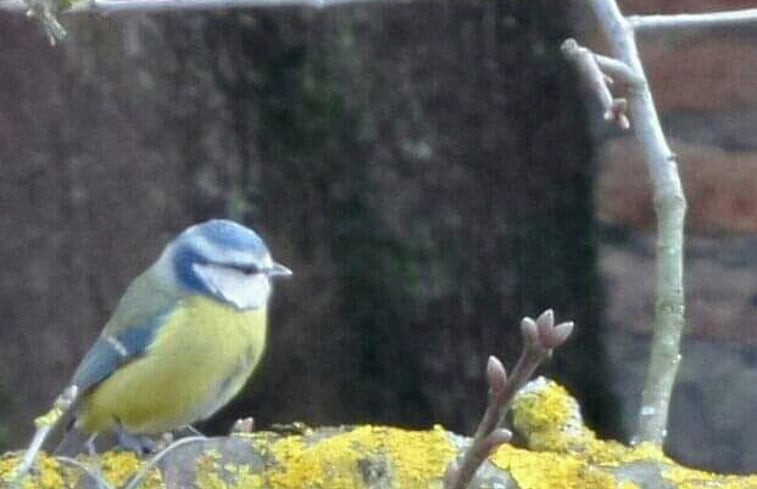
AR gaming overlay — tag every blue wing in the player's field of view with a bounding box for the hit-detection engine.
[70,317,166,393]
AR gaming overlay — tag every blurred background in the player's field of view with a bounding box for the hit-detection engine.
[0,0,755,473]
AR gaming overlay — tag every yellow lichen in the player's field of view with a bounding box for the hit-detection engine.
[0,449,167,489]
[512,377,597,453]
[505,377,757,489]
[265,425,456,488]
[491,444,639,489]
[4,379,757,489]
[99,451,140,486]
[0,453,65,489]
[185,445,265,489]
[98,450,162,488]
[662,461,757,489]
[33,407,64,430]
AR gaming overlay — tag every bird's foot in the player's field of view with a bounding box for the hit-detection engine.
[115,429,159,456]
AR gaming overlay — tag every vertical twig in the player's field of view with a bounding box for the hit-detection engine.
[586,0,687,446]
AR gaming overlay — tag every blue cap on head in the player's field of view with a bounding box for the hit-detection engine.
[193,220,264,247]
[181,219,271,262]
[168,219,287,297]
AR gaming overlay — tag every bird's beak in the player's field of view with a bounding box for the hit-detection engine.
[267,262,293,278]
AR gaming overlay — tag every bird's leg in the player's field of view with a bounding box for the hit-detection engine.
[85,433,97,457]
[115,425,158,455]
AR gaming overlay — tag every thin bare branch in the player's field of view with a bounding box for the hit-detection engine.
[629,8,757,32]
[4,0,412,44]
[123,436,207,489]
[0,0,404,13]
[584,0,687,447]
[594,54,644,87]
[561,38,633,130]
[13,385,79,486]
[56,456,115,489]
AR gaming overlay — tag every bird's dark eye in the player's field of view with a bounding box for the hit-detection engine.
[236,265,259,275]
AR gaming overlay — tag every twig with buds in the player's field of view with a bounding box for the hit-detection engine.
[560,38,644,130]
[444,309,574,489]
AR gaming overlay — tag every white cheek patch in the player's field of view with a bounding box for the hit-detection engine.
[192,263,271,310]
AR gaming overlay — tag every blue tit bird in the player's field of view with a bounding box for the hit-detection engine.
[62,219,291,447]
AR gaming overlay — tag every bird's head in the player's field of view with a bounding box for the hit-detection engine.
[156,219,292,310]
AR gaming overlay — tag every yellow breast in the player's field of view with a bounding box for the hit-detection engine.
[78,296,267,434]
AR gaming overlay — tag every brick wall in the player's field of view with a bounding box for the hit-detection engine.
[590,1,757,234]
[575,1,757,471]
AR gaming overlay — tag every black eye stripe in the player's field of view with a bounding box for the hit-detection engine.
[233,265,259,275]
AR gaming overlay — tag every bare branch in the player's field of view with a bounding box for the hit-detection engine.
[3,0,411,43]
[0,0,403,13]
[593,53,644,87]
[24,0,65,43]
[561,38,633,130]
[584,0,687,447]
[629,8,757,33]
[12,385,80,486]
[123,436,207,489]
